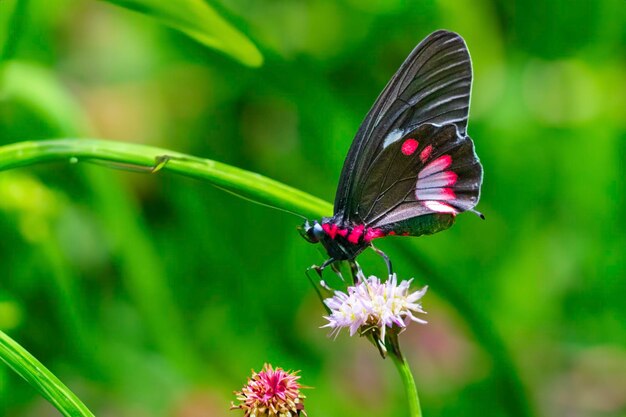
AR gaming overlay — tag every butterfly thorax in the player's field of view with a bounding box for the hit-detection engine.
[299,218,394,262]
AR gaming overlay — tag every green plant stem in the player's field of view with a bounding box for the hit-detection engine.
[0,330,95,417]
[389,348,422,417]
[0,138,332,219]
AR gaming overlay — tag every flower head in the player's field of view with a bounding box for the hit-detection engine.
[322,273,428,350]
[231,363,307,417]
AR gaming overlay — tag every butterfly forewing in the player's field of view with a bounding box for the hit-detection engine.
[333,30,481,235]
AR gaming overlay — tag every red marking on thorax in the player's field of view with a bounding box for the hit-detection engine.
[337,228,348,237]
[401,139,419,156]
[322,223,338,239]
[347,224,365,244]
[419,145,433,162]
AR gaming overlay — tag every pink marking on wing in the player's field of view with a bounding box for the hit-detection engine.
[442,188,456,199]
[347,224,365,244]
[401,139,419,156]
[337,228,348,237]
[418,155,452,179]
[419,145,433,163]
[416,187,456,201]
[423,200,458,215]
[416,170,458,189]
[364,228,385,242]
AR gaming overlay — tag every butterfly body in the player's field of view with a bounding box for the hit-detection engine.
[302,207,456,267]
[301,30,483,273]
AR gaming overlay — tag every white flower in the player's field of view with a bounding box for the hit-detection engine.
[322,273,428,344]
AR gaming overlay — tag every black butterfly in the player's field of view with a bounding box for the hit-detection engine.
[299,30,483,273]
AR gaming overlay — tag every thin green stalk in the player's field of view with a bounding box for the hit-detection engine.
[389,348,422,417]
[0,139,333,219]
[0,330,95,417]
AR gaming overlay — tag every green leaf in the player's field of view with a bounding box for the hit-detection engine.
[0,330,95,417]
[101,0,263,67]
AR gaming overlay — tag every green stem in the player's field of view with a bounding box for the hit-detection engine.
[0,138,332,219]
[0,330,95,417]
[389,347,422,417]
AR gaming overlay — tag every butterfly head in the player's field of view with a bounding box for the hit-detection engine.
[298,220,324,244]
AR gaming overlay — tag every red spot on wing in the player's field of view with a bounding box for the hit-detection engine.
[415,187,456,201]
[419,155,452,179]
[337,228,348,237]
[402,232,410,236]
[364,228,385,242]
[415,171,458,196]
[443,188,456,199]
[419,145,433,163]
[444,171,458,186]
[347,224,365,244]
[388,231,396,236]
[401,139,419,156]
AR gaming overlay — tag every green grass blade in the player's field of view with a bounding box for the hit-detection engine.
[0,138,332,219]
[0,330,95,417]
[101,0,263,67]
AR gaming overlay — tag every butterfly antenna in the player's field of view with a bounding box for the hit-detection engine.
[212,184,308,220]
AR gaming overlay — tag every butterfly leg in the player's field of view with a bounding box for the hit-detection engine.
[307,257,336,277]
[370,244,393,275]
[348,260,364,284]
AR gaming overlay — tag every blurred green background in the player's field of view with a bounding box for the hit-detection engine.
[0,0,625,416]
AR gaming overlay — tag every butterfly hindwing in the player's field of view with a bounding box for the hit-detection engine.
[355,123,482,232]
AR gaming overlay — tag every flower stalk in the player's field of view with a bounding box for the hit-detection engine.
[389,343,422,417]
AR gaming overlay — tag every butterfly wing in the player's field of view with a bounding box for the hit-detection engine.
[333,30,482,234]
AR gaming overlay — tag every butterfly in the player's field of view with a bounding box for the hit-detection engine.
[299,30,483,274]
